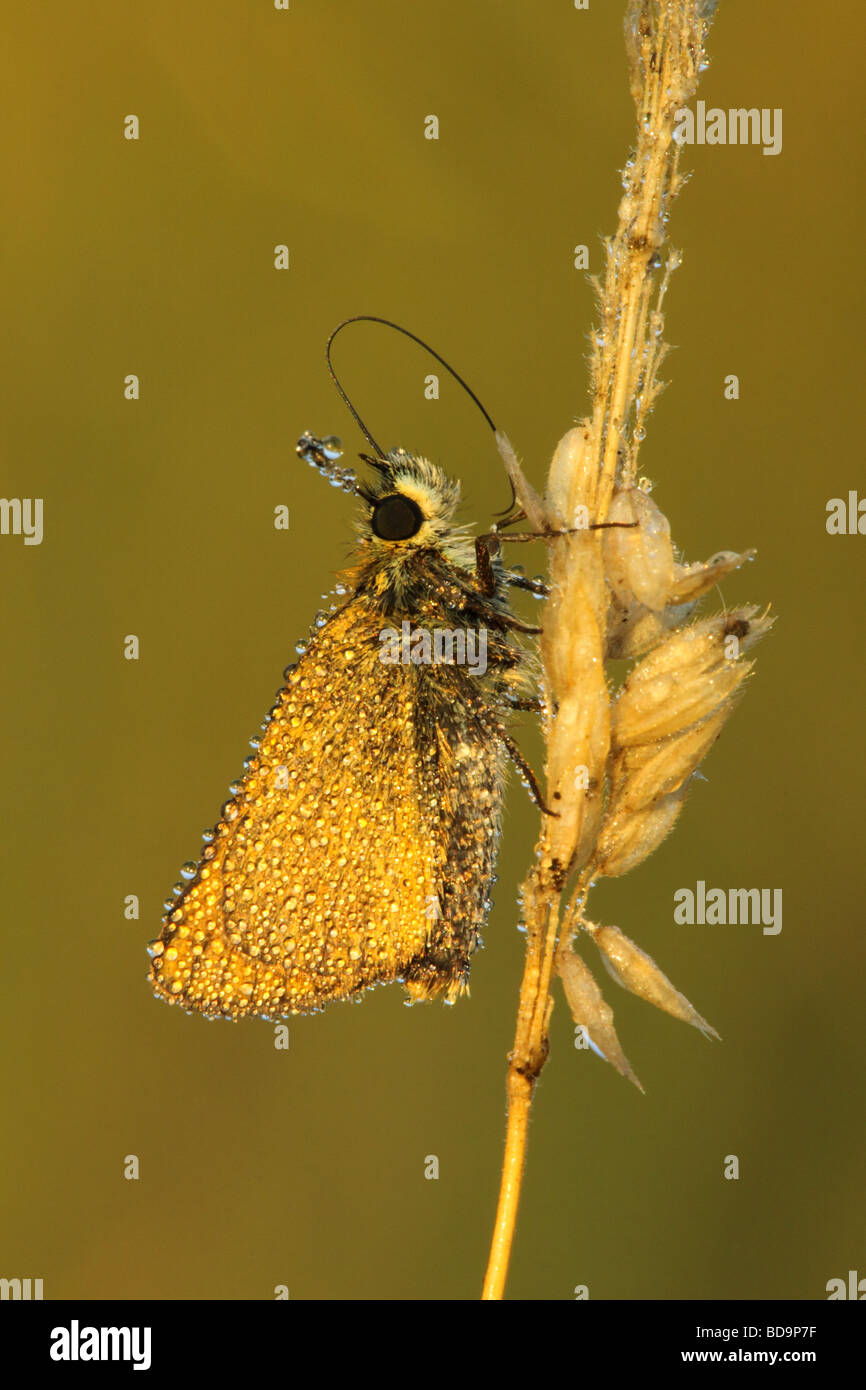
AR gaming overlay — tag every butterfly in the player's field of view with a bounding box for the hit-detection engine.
[148,318,549,1020]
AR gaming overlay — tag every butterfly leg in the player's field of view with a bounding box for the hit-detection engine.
[507,695,546,713]
[460,682,557,816]
[507,572,551,597]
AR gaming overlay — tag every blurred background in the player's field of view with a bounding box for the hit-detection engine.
[1,0,863,1301]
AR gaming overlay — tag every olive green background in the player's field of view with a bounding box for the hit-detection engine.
[2,1,863,1301]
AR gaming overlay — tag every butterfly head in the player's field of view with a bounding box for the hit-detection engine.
[361,449,461,549]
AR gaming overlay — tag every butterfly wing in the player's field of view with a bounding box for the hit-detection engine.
[149,596,503,1019]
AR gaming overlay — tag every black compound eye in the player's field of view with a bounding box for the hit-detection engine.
[371,494,424,541]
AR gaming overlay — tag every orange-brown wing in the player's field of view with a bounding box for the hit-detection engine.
[149,599,486,1019]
